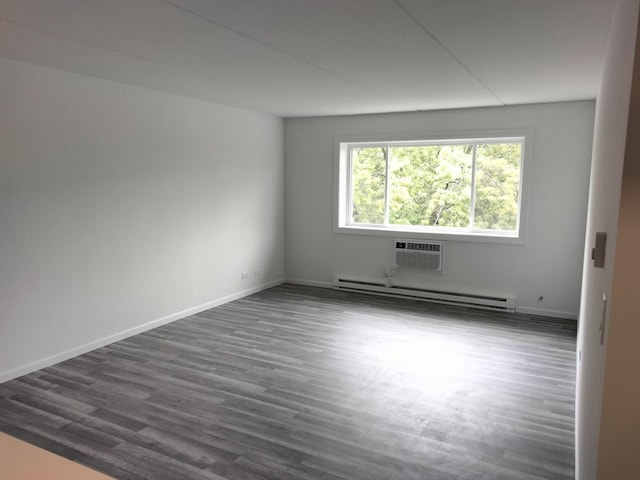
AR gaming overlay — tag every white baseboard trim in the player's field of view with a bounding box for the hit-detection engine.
[285,277,332,288]
[515,306,578,320]
[0,278,285,384]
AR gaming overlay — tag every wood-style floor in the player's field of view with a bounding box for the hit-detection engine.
[0,284,577,480]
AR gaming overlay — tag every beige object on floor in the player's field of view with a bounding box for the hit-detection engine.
[0,432,115,480]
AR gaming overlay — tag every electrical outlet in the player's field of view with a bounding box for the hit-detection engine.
[241,272,249,280]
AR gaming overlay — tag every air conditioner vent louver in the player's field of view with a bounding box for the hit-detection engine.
[405,242,440,251]
[395,239,444,272]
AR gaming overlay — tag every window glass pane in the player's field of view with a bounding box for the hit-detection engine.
[351,147,387,224]
[388,145,472,227]
[474,143,522,231]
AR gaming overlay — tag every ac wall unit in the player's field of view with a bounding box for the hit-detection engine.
[394,238,444,272]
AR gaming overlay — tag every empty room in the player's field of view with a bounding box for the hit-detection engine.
[1,1,639,479]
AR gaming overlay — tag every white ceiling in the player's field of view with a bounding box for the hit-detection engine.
[0,0,616,117]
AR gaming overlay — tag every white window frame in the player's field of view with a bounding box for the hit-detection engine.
[334,130,532,245]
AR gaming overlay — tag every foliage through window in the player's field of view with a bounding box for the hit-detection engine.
[340,137,525,237]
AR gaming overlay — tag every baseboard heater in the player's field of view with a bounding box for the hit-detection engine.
[333,276,516,312]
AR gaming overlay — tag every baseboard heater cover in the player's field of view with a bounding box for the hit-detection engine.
[333,276,515,312]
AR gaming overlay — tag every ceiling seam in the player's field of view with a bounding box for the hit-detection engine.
[0,15,181,72]
[159,0,360,86]
[158,0,406,111]
[0,16,281,113]
[392,0,506,107]
[0,10,395,116]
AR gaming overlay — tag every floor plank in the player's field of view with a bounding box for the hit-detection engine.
[0,284,577,480]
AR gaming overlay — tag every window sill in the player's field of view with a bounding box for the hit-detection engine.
[334,224,525,245]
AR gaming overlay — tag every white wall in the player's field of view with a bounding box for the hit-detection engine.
[575,0,640,477]
[285,102,594,318]
[0,57,285,382]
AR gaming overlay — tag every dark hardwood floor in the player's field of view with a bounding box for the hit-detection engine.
[0,284,577,480]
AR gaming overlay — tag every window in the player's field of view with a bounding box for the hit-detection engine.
[335,133,529,243]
